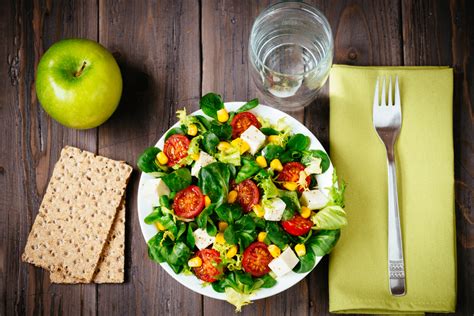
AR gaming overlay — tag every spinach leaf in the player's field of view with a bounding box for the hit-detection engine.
[259,274,277,288]
[159,195,172,209]
[293,249,316,273]
[260,127,280,136]
[186,224,196,249]
[293,230,340,273]
[261,144,284,161]
[224,215,257,249]
[235,157,261,183]
[147,232,166,263]
[280,197,296,221]
[301,150,330,173]
[206,220,218,236]
[197,205,215,229]
[215,203,243,223]
[165,127,185,140]
[198,162,231,207]
[210,121,232,140]
[202,132,220,154]
[162,168,192,192]
[236,98,259,113]
[137,146,164,173]
[308,229,341,256]
[176,221,187,240]
[265,222,290,249]
[144,207,161,224]
[167,241,192,272]
[279,150,302,164]
[200,93,224,119]
[194,115,212,130]
[287,133,310,151]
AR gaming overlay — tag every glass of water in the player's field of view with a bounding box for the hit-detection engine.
[249,1,333,110]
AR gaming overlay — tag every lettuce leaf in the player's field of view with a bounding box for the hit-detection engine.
[311,205,347,229]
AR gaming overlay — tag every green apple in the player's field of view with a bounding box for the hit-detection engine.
[36,38,122,129]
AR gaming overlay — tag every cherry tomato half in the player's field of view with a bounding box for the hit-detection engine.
[230,112,261,138]
[163,134,190,166]
[172,185,205,219]
[193,249,222,283]
[281,214,313,236]
[233,179,260,213]
[277,162,310,192]
[242,242,273,277]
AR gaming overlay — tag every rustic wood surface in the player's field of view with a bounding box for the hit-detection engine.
[1,0,472,315]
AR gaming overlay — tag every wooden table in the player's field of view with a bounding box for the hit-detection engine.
[1,1,472,315]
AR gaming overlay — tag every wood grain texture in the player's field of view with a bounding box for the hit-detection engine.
[402,1,473,315]
[97,0,202,315]
[1,0,99,315]
[0,0,472,315]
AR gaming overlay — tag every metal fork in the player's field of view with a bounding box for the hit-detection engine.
[373,76,406,296]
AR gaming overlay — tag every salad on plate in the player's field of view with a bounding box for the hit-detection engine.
[137,93,346,311]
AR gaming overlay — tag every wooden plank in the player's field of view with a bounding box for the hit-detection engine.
[402,1,474,315]
[97,0,202,314]
[1,0,99,315]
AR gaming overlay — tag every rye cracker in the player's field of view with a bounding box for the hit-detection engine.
[22,146,132,282]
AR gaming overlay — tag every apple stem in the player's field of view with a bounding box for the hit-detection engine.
[74,61,87,77]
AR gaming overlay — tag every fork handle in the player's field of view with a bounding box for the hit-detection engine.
[387,155,406,296]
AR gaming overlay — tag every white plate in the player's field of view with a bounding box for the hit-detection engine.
[137,102,334,301]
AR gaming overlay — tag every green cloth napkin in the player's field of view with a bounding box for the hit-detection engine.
[328,65,456,314]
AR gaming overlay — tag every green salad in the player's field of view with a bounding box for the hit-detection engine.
[137,93,346,311]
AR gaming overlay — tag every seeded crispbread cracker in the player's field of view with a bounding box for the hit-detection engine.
[50,198,126,284]
[22,146,132,282]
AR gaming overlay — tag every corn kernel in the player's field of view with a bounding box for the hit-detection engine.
[270,159,283,172]
[187,123,198,136]
[215,232,226,244]
[295,243,306,257]
[190,153,200,161]
[283,181,298,191]
[204,195,211,207]
[155,222,166,231]
[226,245,238,258]
[268,244,281,258]
[256,155,267,168]
[239,140,250,154]
[188,256,203,268]
[227,190,238,203]
[217,141,231,151]
[218,221,228,232]
[252,204,265,217]
[300,206,311,219]
[217,108,229,123]
[257,232,267,242]
[231,138,250,154]
[267,135,280,144]
[157,152,169,165]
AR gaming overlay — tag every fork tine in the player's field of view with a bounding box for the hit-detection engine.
[395,76,401,107]
[381,76,386,106]
[373,76,379,108]
[388,76,393,106]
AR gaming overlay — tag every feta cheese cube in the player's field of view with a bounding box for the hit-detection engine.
[300,190,329,210]
[142,178,170,207]
[240,125,266,155]
[191,151,216,177]
[268,247,300,277]
[193,228,215,250]
[263,198,286,221]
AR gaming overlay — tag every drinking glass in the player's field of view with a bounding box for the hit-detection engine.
[249,1,333,110]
